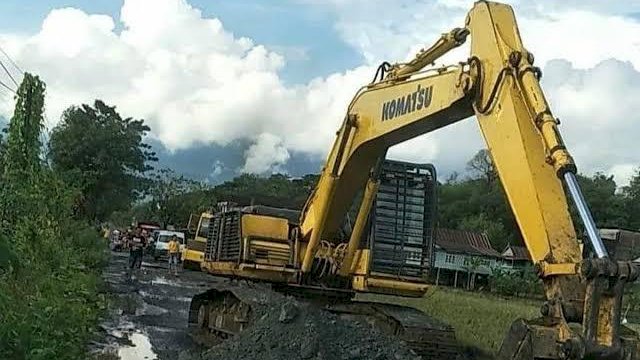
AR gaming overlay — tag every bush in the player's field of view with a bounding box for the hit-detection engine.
[0,221,106,359]
[489,265,543,298]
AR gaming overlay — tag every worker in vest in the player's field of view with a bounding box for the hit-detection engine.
[167,235,180,276]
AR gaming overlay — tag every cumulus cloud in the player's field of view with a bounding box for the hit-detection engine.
[1,0,639,185]
[0,0,369,173]
[302,0,640,184]
[543,59,640,186]
[210,160,224,178]
[308,0,640,70]
[241,133,290,174]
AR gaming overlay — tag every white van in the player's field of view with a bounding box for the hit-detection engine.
[153,230,186,261]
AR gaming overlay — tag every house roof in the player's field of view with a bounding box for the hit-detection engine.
[502,244,531,261]
[434,228,501,258]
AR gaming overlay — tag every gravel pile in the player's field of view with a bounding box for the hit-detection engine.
[201,293,421,360]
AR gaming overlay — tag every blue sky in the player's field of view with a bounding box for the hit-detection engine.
[0,0,361,85]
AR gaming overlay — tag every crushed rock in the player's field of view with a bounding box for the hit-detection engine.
[201,293,421,360]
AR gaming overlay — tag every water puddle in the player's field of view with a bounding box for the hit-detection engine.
[139,289,192,303]
[136,302,169,316]
[149,275,206,289]
[117,331,158,360]
[151,276,178,286]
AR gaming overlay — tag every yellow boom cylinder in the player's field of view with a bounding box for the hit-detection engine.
[338,177,379,277]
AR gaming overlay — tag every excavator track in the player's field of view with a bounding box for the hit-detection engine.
[325,301,459,358]
[188,282,459,359]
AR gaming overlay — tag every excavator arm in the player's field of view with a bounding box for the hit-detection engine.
[298,1,640,358]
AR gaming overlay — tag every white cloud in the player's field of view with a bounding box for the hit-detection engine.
[1,0,639,185]
[543,59,640,186]
[0,0,369,174]
[210,160,224,178]
[241,133,290,174]
[302,0,640,184]
[310,0,640,70]
[268,45,310,62]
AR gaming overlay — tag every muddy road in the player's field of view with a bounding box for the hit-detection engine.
[93,251,215,360]
[91,251,478,360]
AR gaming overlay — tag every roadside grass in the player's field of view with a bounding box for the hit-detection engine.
[0,227,110,360]
[358,287,540,355]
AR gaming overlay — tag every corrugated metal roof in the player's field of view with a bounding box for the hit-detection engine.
[502,244,531,261]
[434,228,501,258]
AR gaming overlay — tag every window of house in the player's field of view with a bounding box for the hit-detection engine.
[445,254,455,263]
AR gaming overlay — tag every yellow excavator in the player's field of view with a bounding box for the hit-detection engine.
[189,2,640,358]
[182,203,243,270]
[181,211,213,270]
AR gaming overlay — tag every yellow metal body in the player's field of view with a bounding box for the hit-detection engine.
[241,214,291,266]
[182,245,205,265]
[181,212,213,269]
[197,2,637,355]
[338,177,379,276]
[241,214,289,240]
[293,0,583,302]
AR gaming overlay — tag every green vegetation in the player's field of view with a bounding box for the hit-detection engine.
[48,100,157,222]
[113,173,320,229]
[0,76,153,359]
[489,265,543,297]
[439,149,640,251]
[361,288,540,355]
[113,145,640,253]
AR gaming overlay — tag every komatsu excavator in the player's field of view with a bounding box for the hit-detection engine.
[189,2,640,358]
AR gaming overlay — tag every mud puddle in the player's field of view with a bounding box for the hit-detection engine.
[93,251,215,359]
[118,331,158,360]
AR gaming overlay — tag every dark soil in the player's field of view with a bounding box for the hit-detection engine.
[200,290,420,360]
[92,251,215,359]
[94,251,476,360]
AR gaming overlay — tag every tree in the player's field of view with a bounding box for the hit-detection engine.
[0,127,6,180]
[146,168,209,227]
[623,169,640,230]
[440,150,521,249]
[48,100,157,221]
[0,73,46,231]
[0,74,111,360]
[212,173,317,209]
[574,173,628,229]
[466,149,497,186]
[459,213,512,251]
[445,171,460,184]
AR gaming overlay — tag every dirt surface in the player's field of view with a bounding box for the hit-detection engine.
[91,251,453,360]
[200,289,422,360]
[92,251,214,359]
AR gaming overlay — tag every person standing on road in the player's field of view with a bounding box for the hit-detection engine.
[128,228,146,277]
[167,235,180,276]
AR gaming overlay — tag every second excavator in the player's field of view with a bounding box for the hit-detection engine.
[189,2,640,359]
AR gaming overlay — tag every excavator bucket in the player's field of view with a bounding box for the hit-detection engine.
[499,317,640,360]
